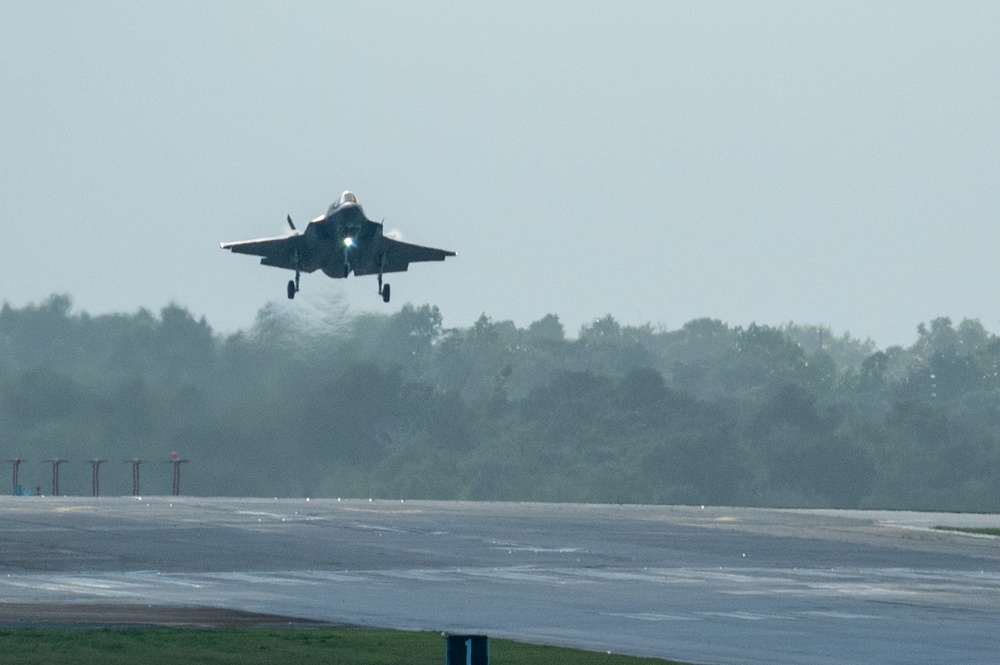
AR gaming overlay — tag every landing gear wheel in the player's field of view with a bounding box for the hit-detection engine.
[343,263,350,278]
[287,280,296,300]
[382,283,391,303]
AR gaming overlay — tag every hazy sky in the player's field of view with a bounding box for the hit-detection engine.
[3,2,999,348]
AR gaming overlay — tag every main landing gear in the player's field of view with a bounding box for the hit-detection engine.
[378,272,391,303]
[284,225,303,300]
[287,271,300,300]
[377,254,390,303]
[287,275,388,302]
[285,255,391,303]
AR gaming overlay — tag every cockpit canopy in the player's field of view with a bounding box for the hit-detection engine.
[327,190,360,216]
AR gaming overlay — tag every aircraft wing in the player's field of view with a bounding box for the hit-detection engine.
[220,234,312,271]
[353,237,456,276]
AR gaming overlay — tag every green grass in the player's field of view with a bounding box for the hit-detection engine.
[0,627,693,665]
[933,526,1000,537]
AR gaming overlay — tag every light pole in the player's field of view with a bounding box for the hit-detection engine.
[44,459,67,496]
[125,459,144,496]
[169,453,188,496]
[8,458,24,493]
[89,459,107,497]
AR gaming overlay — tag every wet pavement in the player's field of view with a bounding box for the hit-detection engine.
[0,497,998,664]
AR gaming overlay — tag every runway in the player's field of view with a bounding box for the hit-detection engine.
[0,497,998,664]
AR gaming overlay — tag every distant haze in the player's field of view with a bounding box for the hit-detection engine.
[3,2,999,349]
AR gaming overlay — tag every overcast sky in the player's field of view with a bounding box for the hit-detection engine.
[3,2,999,348]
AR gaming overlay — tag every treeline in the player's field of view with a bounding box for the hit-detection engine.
[1,294,999,511]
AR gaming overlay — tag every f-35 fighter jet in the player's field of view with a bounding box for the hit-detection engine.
[221,191,455,302]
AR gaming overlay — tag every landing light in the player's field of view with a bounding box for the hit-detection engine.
[344,237,354,247]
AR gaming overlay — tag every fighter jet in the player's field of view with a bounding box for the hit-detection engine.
[221,191,455,302]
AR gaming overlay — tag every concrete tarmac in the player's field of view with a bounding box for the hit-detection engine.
[0,496,999,664]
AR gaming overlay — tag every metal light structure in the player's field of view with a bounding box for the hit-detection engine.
[89,459,107,497]
[125,459,144,497]
[8,458,24,493]
[169,453,188,496]
[44,459,67,496]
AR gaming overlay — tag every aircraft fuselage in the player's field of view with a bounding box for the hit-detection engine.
[299,201,383,278]
[221,190,454,302]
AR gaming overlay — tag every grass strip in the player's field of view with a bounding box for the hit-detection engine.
[933,526,1000,537]
[0,627,693,665]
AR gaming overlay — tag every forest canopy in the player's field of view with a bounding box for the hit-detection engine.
[1,294,998,511]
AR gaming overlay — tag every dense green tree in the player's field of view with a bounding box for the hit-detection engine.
[2,295,1000,511]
